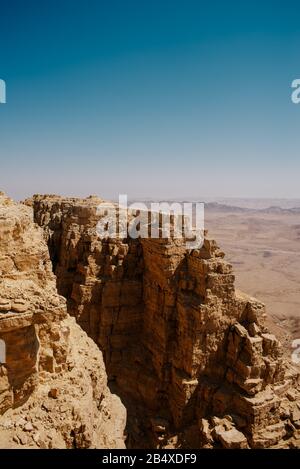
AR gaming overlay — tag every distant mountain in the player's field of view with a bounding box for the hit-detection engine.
[205,202,300,214]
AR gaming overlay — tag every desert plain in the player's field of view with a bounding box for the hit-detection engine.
[204,200,300,351]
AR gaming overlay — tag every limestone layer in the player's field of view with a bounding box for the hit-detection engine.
[0,193,126,448]
[28,194,300,449]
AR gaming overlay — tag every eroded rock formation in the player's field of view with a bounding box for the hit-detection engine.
[0,193,126,448]
[28,194,300,449]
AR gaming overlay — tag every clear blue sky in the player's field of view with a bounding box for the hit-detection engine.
[1,0,300,200]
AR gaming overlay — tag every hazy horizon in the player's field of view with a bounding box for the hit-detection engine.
[3,188,300,211]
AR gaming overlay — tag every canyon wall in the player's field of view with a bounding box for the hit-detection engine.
[28,194,300,449]
[0,193,126,448]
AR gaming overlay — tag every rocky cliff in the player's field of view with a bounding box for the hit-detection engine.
[0,193,126,448]
[27,194,300,449]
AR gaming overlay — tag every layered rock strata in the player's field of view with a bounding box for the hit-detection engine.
[0,193,126,448]
[28,194,300,448]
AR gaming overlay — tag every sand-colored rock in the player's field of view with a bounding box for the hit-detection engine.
[0,193,126,448]
[27,194,300,449]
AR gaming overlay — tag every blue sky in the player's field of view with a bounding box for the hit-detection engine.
[1,0,300,200]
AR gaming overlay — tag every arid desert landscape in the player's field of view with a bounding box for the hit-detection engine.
[1,192,300,449]
[205,201,300,346]
[1,0,300,458]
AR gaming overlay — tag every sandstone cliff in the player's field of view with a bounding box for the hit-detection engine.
[0,193,126,448]
[28,194,300,449]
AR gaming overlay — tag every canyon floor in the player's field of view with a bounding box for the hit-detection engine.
[205,204,300,347]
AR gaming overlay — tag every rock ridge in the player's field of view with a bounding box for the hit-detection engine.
[25,194,300,448]
[0,193,126,448]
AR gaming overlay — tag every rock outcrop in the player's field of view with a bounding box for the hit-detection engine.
[28,194,300,449]
[0,193,126,448]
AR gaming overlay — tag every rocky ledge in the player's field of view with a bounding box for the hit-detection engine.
[1,192,299,449]
[24,194,300,449]
[0,193,126,448]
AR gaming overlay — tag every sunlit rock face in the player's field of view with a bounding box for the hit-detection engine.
[28,194,300,448]
[0,193,126,448]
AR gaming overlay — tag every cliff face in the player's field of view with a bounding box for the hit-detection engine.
[0,193,126,448]
[28,194,300,449]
